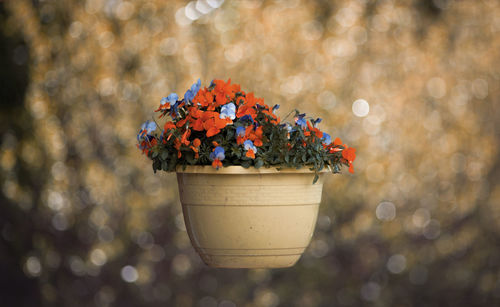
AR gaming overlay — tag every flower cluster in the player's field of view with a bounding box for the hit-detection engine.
[137,79,355,181]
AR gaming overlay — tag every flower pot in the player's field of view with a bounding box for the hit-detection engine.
[176,166,326,268]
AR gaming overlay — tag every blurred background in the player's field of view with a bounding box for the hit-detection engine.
[1,0,500,306]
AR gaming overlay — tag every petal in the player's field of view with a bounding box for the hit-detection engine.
[206,126,220,137]
[245,149,255,159]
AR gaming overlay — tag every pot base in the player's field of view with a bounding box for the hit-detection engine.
[199,254,301,269]
[196,247,305,268]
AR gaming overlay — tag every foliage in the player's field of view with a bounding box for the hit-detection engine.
[137,79,356,182]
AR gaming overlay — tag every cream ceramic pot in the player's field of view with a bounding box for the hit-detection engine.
[176,166,326,268]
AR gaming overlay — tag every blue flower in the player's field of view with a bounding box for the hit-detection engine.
[191,78,201,92]
[160,93,181,118]
[184,79,202,103]
[240,114,254,123]
[220,103,236,120]
[137,120,157,142]
[272,104,280,114]
[312,117,322,127]
[322,132,332,145]
[295,113,307,128]
[236,126,246,138]
[209,146,225,161]
[243,140,257,158]
[243,140,257,153]
[160,93,178,107]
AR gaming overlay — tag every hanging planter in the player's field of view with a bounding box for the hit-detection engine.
[177,166,326,268]
[137,79,356,268]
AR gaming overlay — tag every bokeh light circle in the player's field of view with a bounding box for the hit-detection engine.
[352,99,370,117]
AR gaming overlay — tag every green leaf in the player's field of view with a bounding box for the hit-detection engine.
[255,158,264,169]
[241,161,251,168]
[153,159,161,173]
[160,151,168,160]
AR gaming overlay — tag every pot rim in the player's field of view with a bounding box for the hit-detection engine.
[175,165,330,174]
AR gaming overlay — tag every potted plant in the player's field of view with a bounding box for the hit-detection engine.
[137,79,356,268]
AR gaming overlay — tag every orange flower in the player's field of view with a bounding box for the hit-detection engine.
[202,111,232,137]
[187,107,205,131]
[244,125,263,146]
[235,96,246,106]
[181,129,191,146]
[212,159,223,169]
[174,139,181,150]
[236,104,257,119]
[176,118,187,128]
[138,138,157,155]
[193,88,215,110]
[260,104,280,124]
[193,138,201,147]
[164,121,176,131]
[327,137,344,152]
[163,122,177,141]
[342,147,356,163]
[213,79,239,106]
[306,121,323,138]
[189,138,201,159]
[173,139,182,158]
[210,146,225,169]
[254,139,263,147]
[236,135,245,145]
[236,92,260,119]
[246,149,256,159]
[342,147,356,174]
